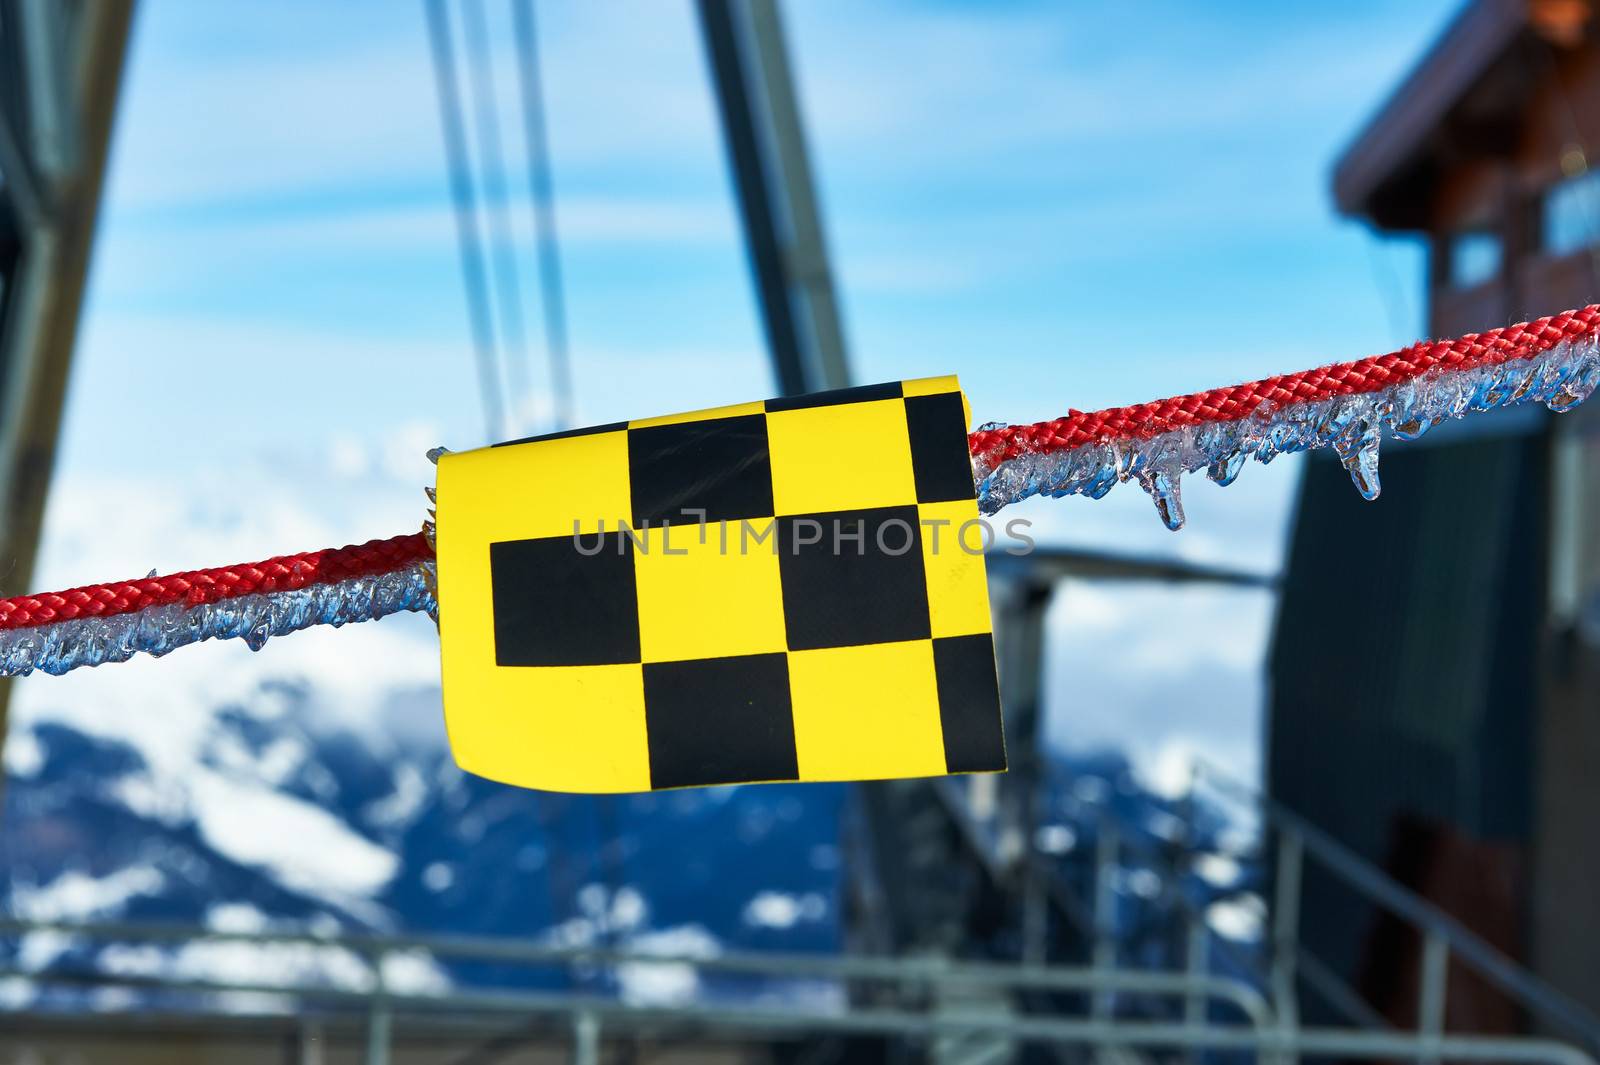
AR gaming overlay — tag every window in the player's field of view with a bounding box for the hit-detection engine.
[1447,228,1501,290]
[1543,169,1600,257]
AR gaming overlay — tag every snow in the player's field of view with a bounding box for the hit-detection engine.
[742,891,827,931]
[364,764,429,830]
[1206,894,1265,941]
[186,769,398,902]
[13,867,166,922]
[616,925,721,1006]
[421,862,454,893]
[1034,824,1076,855]
[1194,853,1241,887]
[3,728,43,778]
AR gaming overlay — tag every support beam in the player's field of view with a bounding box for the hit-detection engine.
[0,0,137,753]
[696,0,849,396]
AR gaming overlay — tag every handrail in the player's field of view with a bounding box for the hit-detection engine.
[0,916,1273,1031]
[1194,760,1600,1054]
[5,966,1594,1065]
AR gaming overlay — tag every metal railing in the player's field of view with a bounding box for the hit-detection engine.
[2,914,1596,1065]
[1192,760,1600,1064]
[0,916,1271,1064]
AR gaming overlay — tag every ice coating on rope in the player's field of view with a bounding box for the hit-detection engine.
[0,563,437,677]
[974,332,1600,529]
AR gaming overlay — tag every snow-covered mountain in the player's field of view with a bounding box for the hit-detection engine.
[2,659,845,1004]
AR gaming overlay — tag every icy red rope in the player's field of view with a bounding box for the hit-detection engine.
[8,304,1600,675]
[967,304,1600,467]
[0,532,432,631]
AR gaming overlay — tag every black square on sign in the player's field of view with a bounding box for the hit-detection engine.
[629,415,775,525]
[933,633,1006,773]
[776,505,932,651]
[490,533,640,666]
[905,392,976,502]
[765,381,903,412]
[643,653,798,789]
[495,421,626,448]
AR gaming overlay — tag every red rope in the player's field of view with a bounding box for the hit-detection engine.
[967,304,1600,466]
[9,305,1599,636]
[0,532,432,631]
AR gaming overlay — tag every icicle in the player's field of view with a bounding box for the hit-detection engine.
[974,330,1600,523]
[1080,445,1121,499]
[1196,421,1249,486]
[1139,466,1186,530]
[1319,396,1385,501]
[0,565,437,677]
[1546,336,1600,412]
[1333,422,1383,500]
[1207,450,1247,486]
[1389,380,1434,441]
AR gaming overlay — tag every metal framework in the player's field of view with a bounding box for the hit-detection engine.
[696,0,850,396]
[0,907,1593,1065]
[0,0,135,745]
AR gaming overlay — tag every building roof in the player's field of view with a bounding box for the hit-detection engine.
[1333,0,1589,229]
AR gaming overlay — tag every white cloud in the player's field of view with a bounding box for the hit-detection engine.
[1041,576,1273,790]
[104,198,734,261]
[109,1,725,212]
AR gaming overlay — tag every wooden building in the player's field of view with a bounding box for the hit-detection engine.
[1272,0,1600,1033]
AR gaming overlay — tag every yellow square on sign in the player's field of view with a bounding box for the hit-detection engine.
[787,640,947,781]
[435,376,1005,793]
[766,398,917,516]
[633,522,788,663]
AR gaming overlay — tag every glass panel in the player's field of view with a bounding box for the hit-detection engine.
[1543,169,1600,257]
[1448,229,1500,290]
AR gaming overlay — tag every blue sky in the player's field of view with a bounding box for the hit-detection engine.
[19,0,1463,791]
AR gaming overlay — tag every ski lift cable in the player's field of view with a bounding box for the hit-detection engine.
[461,0,537,435]
[511,0,575,431]
[422,0,507,443]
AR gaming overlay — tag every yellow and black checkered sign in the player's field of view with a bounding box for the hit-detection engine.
[435,376,1004,793]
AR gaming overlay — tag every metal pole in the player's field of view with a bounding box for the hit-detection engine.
[1420,932,1450,1065]
[1273,827,1304,1065]
[0,0,134,750]
[1022,870,1048,966]
[695,0,849,396]
[1185,914,1209,1062]
[17,0,74,179]
[573,1009,600,1065]
[299,1019,325,1065]
[1092,815,1119,1024]
[1183,759,1206,1065]
[365,950,391,1065]
[741,0,849,391]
